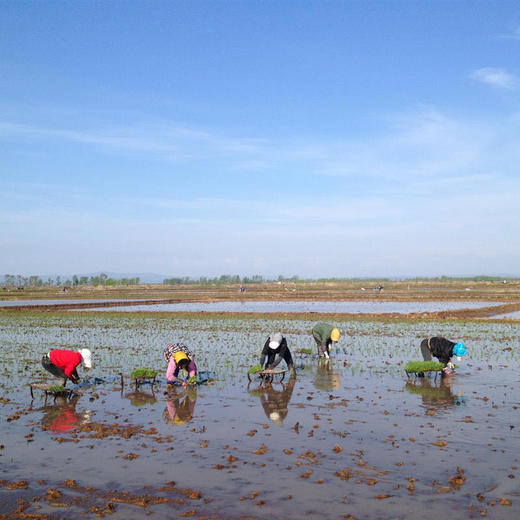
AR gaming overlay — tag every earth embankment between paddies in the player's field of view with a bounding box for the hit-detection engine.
[3,303,520,323]
[2,280,520,320]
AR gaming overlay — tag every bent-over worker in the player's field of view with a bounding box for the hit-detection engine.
[42,348,92,386]
[312,323,340,359]
[420,337,466,376]
[259,332,295,377]
[163,343,197,386]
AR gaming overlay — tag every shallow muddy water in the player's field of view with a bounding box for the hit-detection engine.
[0,299,147,307]
[493,311,520,319]
[74,300,504,314]
[1,312,519,519]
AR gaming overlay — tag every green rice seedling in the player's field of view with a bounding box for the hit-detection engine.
[48,385,68,394]
[187,375,197,384]
[404,360,445,374]
[247,364,263,374]
[130,368,158,379]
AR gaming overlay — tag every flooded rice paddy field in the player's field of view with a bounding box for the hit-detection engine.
[74,300,505,314]
[493,311,520,319]
[0,299,146,307]
[1,311,520,519]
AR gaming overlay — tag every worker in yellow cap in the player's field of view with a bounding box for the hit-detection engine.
[311,323,340,359]
[163,343,197,386]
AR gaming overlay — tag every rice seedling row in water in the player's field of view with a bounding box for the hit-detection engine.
[404,360,445,374]
[0,312,519,395]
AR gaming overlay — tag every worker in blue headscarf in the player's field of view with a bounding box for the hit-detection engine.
[420,337,466,376]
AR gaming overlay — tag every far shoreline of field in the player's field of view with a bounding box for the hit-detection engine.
[1,279,520,321]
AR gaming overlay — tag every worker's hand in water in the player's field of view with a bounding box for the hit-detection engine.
[442,367,453,376]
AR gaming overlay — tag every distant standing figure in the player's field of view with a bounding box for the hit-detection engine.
[259,333,295,377]
[312,322,340,359]
[42,348,92,387]
[163,343,197,386]
[420,337,466,376]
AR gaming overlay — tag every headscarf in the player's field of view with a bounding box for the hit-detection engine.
[163,343,192,363]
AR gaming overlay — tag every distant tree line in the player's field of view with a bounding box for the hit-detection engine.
[163,274,302,285]
[2,273,139,288]
[3,273,520,288]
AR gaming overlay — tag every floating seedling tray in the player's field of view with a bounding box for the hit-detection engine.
[166,372,215,387]
[404,360,445,378]
[29,382,76,400]
[195,370,216,385]
[293,348,315,358]
[130,369,158,389]
[247,368,287,383]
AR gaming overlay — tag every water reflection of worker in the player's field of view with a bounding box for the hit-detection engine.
[313,359,341,391]
[405,378,466,410]
[163,344,197,386]
[259,333,295,377]
[125,390,157,407]
[255,378,296,426]
[163,386,197,426]
[312,323,340,359]
[42,348,92,386]
[420,337,466,376]
[40,395,91,433]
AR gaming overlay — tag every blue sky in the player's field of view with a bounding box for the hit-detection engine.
[1,1,519,279]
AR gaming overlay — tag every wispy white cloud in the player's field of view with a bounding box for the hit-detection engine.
[2,105,518,200]
[499,23,520,41]
[0,120,268,162]
[470,67,517,90]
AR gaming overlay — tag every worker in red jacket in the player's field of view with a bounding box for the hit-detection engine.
[41,348,92,386]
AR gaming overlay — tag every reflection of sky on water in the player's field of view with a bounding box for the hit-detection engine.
[1,312,520,520]
[493,311,520,319]
[0,299,145,307]
[73,300,503,314]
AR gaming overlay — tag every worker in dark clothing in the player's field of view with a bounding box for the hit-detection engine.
[259,333,295,377]
[420,337,466,376]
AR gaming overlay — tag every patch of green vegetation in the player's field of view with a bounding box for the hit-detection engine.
[295,347,313,355]
[404,360,445,374]
[187,375,197,384]
[48,385,67,394]
[130,368,158,379]
[247,364,263,374]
